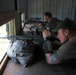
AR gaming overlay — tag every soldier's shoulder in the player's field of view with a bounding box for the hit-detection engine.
[52,17,62,23]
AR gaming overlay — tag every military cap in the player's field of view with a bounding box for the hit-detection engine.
[56,19,76,32]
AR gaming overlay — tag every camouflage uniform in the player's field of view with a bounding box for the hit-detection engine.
[45,18,61,29]
[54,36,76,62]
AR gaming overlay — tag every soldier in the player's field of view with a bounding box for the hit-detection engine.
[42,19,76,64]
[43,12,61,29]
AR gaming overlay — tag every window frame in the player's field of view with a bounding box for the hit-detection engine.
[0,19,16,74]
[0,53,9,74]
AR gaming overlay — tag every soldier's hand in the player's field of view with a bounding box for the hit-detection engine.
[42,30,52,38]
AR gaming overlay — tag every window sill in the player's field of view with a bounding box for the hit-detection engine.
[0,53,9,74]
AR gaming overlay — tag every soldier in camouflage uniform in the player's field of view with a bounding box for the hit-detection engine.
[42,19,76,64]
[43,12,61,30]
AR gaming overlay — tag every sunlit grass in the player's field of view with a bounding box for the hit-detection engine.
[0,24,10,62]
[0,24,7,35]
[0,24,9,52]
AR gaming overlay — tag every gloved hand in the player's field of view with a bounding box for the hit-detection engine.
[42,30,52,38]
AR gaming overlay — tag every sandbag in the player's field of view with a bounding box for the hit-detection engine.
[7,39,35,67]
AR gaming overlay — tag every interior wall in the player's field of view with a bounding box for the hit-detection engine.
[0,0,76,21]
[0,0,15,12]
[0,0,22,34]
[15,13,22,34]
[27,0,76,21]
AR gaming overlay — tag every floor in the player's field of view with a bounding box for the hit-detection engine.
[2,59,76,75]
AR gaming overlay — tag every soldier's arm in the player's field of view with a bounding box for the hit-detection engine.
[42,30,60,64]
[45,53,60,64]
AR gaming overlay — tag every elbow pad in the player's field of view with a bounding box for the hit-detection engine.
[43,39,53,54]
